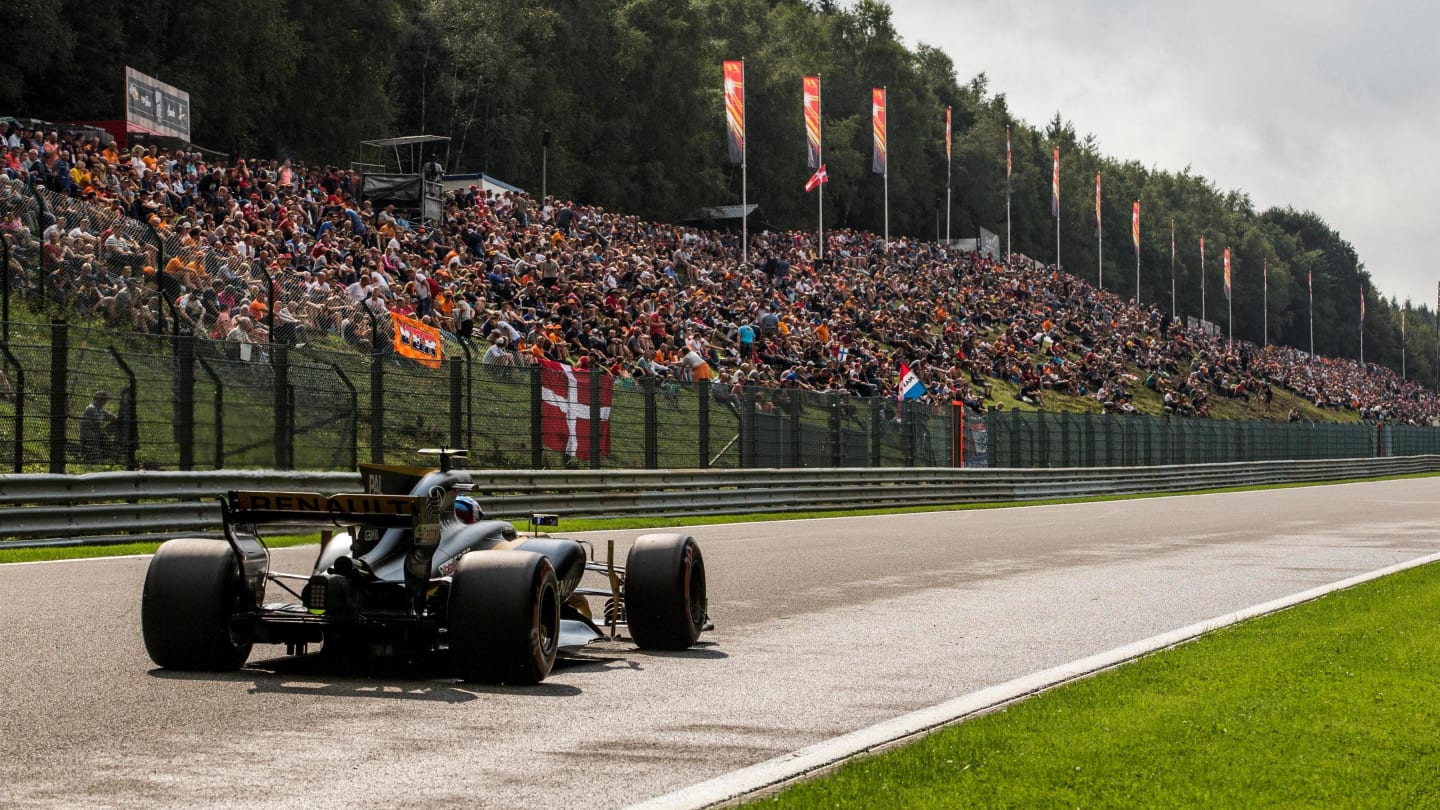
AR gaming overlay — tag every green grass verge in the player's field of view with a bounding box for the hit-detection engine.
[5,471,1433,564]
[749,559,1440,808]
[0,533,321,564]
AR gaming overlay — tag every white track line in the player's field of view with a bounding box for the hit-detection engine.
[631,549,1440,810]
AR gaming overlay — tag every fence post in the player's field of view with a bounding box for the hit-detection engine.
[271,342,292,470]
[196,356,224,469]
[743,385,758,469]
[697,380,710,469]
[173,333,195,470]
[789,393,803,468]
[1036,410,1049,468]
[1009,408,1023,468]
[108,348,139,470]
[588,368,601,470]
[448,351,463,450]
[48,319,67,473]
[829,392,842,468]
[643,375,658,469]
[24,179,47,296]
[869,398,882,467]
[456,337,474,450]
[328,362,359,470]
[0,343,23,472]
[1144,414,1155,465]
[530,364,543,468]
[252,262,288,469]
[1,233,9,344]
[363,306,384,464]
[143,219,167,336]
[901,402,916,467]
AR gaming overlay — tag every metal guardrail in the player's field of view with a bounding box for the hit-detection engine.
[2,457,1437,548]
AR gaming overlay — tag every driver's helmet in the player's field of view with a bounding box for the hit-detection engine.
[453,495,482,524]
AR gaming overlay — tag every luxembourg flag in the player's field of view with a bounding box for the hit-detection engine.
[898,362,926,402]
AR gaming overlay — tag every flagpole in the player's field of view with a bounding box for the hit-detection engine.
[883,85,889,245]
[1359,280,1365,367]
[945,106,951,244]
[1262,258,1268,346]
[1309,274,1314,361]
[741,59,748,268]
[818,74,824,261]
[1005,127,1012,264]
[1201,237,1206,326]
[1134,201,1140,306]
[1170,219,1176,319]
[818,175,823,260]
[1096,172,1102,290]
[1401,309,1406,379]
[875,84,887,246]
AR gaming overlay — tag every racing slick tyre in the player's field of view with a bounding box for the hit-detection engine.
[141,538,253,671]
[624,533,707,651]
[449,550,560,684]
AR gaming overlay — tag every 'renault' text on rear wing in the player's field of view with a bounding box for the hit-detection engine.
[224,491,427,529]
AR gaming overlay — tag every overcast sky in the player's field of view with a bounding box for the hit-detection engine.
[888,0,1440,310]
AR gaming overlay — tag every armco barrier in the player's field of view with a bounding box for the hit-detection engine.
[1,457,1437,548]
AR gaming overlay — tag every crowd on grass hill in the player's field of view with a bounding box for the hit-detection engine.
[3,122,1438,426]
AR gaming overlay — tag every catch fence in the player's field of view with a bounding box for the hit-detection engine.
[2,319,1438,474]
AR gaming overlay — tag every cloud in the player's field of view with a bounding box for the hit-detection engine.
[889,0,1440,306]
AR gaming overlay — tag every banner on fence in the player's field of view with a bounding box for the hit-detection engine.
[390,311,442,368]
[539,358,613,460]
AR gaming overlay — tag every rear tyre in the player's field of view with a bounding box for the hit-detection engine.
[449,550,560,684]
[624,533,707,651]
[142,538,253,671]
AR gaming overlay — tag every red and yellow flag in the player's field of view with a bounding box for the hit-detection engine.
[723,60,745,164]
[390,311,442,369]
[804,75,822,169]
[1051,147,1060,218]
[871,88,887,175]
[944,106,952,162]
[1132,200,1140,257]
[1223,247,1232,302]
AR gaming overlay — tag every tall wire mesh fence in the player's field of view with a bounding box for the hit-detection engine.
[2,318,1436,474]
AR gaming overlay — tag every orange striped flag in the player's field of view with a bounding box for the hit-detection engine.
[1051,147,1059,217]
[872,88,887,175]
[944,106,952,161]
[723,60,745,164]
[1224,247,1232,301]
[804,75,821,169]
[1132,201,1140,258]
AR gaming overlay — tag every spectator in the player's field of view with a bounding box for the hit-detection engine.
[79,390,116,461]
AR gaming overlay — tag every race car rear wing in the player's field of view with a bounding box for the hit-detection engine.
[224,490,426,529]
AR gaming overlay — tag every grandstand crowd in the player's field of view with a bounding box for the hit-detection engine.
[3,121,1438,426]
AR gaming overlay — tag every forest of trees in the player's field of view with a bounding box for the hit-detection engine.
[5,0,1436,386]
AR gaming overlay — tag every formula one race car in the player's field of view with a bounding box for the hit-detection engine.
[141,450,709,684]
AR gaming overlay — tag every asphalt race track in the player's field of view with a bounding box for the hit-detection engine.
[1,478,1436,808]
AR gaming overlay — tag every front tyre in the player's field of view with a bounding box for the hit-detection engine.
[624,533,707,650]
[141,538,253,671]
[449,550,560,684]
